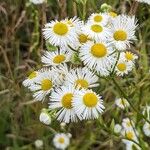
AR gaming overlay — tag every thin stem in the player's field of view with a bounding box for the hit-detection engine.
[112,77,150,124]
[129,0,139,16]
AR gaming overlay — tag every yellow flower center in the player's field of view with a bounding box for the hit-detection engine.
[58,137,65,144]
[109,12,117,18]
[125,52,133,61]
[53,22,68,35]
[126,131,134,140]
[28,71,37,79]
[83,93,98,107]
[113,30,127,41]
[41,79,53,91]
[117,63,126,71]
[79,34,88,43]
[75,79,89,88]
[53,55,66,64]
[62,93,73,109]
[91,24,103,33]
[94,15,103,22]
[91,43,107,58]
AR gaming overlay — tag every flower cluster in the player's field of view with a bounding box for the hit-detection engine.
[114,118,141,150]
[23,12,139,123]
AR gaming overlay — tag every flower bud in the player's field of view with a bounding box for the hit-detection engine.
[39,109,51,125]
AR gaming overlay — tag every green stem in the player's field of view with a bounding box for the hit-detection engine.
[112,77,150,124]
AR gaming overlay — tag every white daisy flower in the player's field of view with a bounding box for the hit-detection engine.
[49,85,80,123]
[41,49,72,66]
[122,128,139,143]
[29,69,58,101]
[64,67,99,89]
[120,51,138,62]
[122,118,135,130]
[39,108,51,125]
[53,133,70,150]
[73,89,105,120]
[22,71,39,87]
[87,13,109,26]
[82,22,110,41]
[42,20,78,47]
[122,129,140,150]
[115,60,133,76]
[80,41,116,76]
[30,0,46,4]
[115,98,129,109]
[109,15,137,51]
[135,0,150,5]
[114,124,122,134]
[143,122,150,137]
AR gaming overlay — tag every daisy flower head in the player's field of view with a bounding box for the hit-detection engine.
[64,67,99,89]
[49,85,80,123]
[30,0,46,4]
[41,49,72,66]
[29,69,58,101]
[120,51,138,63]
[115,98,129,109]
[42,20,78,47]
[80,41,116,76]
[88,13,109,26]
[73,89,105,120]
[115,59,134,76]
[53,133,70,150]
[143,122,150,137]
[122,118,135,130]
[135,0,150,5]
[82,22,110,42]
[109,15,138,51]
[78,33,91,45]
[23,70,39,87]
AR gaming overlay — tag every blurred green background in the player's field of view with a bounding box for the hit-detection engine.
[0,0,150,149]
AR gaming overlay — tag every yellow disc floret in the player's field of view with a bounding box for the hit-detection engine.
[126,131,134,140]
[62,93,73,109]
[28,71,37,79]
[53,22,68,35]
[91,24,103,33]
[113,30,127,41]
[58,137,65,144]
[125,52,134,61]
[83,93,98,107]
[94,15,103,22]
[117,63,126,71]
[53,55,66,64]
[41,79,53,91]
[79,34,89,43]
[91,43,107,58]
[75,79,89,88]
[109,12,117,18]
